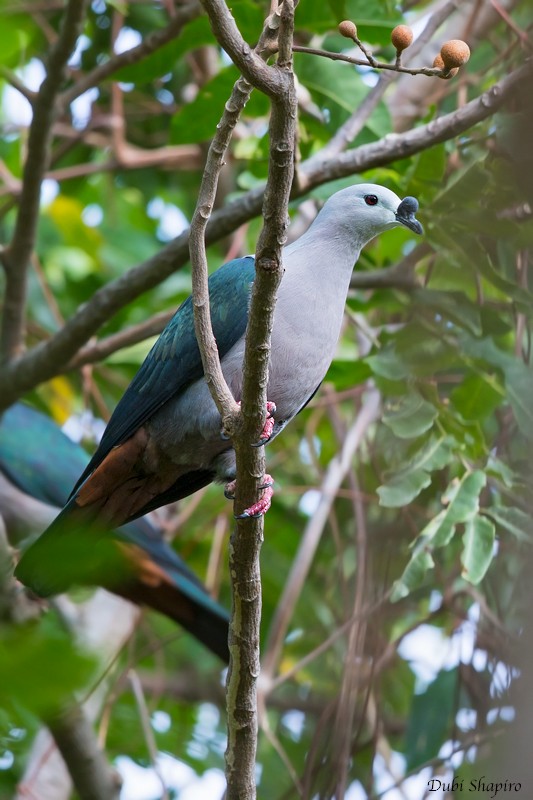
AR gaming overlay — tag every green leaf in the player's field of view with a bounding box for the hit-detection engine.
[415,509,456,551]
[0,622,96,718]
[504,361,533,441]
[326,358,372,389]
[0,14,38,68]
[382,392,438,439]
[485,506,532,542]
[485,454,516,488]
[343,1,402,44]
[406,434,455,474]
[294,53,367,134]
[366,346,410,381]
[378,435,454,508]
[409,144,447,196]
[378,470,432,508]
[451,374,502,421]
[404,668,458,771]
[293,0,337,33]
[461,516,495,584]
[391,550,434,602]
[410,471,487,556]
[460,337,533,440]
[440,470,487,524]
[393,321,459,378]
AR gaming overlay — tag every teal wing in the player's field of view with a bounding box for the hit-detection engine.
[72,256,255,494]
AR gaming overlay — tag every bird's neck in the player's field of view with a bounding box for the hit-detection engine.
[282,219,364,307]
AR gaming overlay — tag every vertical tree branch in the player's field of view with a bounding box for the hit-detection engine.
[190,0,296,794]
[0,0,88,362]
[226,2,296,796]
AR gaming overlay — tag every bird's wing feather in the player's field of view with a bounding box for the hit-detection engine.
[4,403,230,660]
[72,256,255,494]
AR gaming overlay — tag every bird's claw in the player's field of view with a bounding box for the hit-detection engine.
[219,401,276,444]
[252,401,277,447]
[224,475,274,518]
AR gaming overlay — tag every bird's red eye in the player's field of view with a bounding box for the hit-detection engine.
[364,194,378,206]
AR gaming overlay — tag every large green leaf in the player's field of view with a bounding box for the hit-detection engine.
[438,471,487,524]
[461,515,495,584]
[412,289,482,336]
[0,622,96,718]
[393,471,488,598]
[293,0,338,33]
[404,668,458,771]
[294,53,390,138]
[450,374,503,421]
[382,392,438,439]
[391,550,434,601]
[460,337,533,440]
[485,506,532,542]
[377,469,432,508]
[366,346,410,381]
[378,434,454,508]
[0,14,39,68]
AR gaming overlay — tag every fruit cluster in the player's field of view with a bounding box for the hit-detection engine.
[338,20,471,79]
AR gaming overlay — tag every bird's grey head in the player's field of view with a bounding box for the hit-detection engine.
[319,183,423,246]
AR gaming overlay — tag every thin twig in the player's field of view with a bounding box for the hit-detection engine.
[128,670,169,800]
[183,2,295,795]
[0,66,36,103]
[293,44,444,77]
[267,593,391,693]
[312,0,462,161]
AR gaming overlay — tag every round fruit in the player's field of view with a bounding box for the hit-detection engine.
[391,25,414,51]
[338,20,358,40]
[440,39,471,68]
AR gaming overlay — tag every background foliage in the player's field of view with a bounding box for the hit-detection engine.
[1,0,532,797]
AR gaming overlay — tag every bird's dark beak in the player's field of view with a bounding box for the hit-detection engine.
[396,196,424,235]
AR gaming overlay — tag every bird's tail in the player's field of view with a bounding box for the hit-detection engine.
[15,501,229,662]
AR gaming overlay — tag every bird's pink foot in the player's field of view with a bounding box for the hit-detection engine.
[224,474,274,519]
[219,401,276,443]
[254,401,276,445]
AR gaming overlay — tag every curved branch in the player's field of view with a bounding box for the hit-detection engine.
[298,60,531,187]
[189,76,252,430]
[200,0,282,97]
